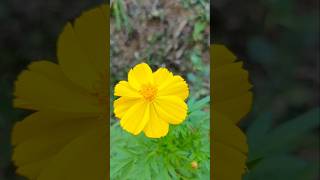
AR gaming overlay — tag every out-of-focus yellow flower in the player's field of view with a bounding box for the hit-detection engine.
[12,5,108,180]
[212,44,252,180]
[114,63,189,138]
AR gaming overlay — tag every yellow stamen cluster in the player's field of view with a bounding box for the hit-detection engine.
[140,85,157,101]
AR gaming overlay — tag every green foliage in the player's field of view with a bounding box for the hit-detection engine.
[186,48,210,99]
[245,155,317,180]
[180,0,209,21]
[111,0,132,33]
[192,21,207,41]
[110,97,210,180]
[245,108,320,180]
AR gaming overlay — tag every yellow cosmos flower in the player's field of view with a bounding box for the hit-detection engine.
[212,44,253,180]
[12,5,108,180]
[113,63,189,138]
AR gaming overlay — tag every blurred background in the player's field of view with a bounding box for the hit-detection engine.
[0,1,104,179]
[213,0,319,179]
[110,0,210,101]
[0,0,319,179]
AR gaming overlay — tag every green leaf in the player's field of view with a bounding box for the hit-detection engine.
[143,164,152,180]
[249,107,320,160]
[167,164,178,180]
[244,155,309,180]
[111,97,210,180]
[112,1,121,31]
[150,158,160,175]
[110,157,133,179]
[188,96,210,113]
[189,110,207,119]
[118,160,136,180]
[268,108,319,151]
[187,97,196,107]
[246,157,264,170]
[246,112,273,157]
[296,161,319,180]
[157,160,171,180]
[247,112,273,141]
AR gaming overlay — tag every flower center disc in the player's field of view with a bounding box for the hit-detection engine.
[140,85,157,101]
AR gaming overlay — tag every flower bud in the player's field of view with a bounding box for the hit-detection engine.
[191,161,198,169]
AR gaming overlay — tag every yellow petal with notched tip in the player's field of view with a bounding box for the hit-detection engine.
[37,127,107,180]
[12,111,102,178]
[215,93,253,124]
[213,62,252,102]
[212,44,252,180]
[57,5,108,92]
[73,5,108,79]
[143,103,169,138]
[212,45,253,123]
[211,44,237,67]
[128,63,154,90]
[154,96,188,125]
[214,142,247,180]
[12,5,109,179]
[157,75,189,100]
[213,112,248,180]
[14,61,100,113]
[153,67,173,86]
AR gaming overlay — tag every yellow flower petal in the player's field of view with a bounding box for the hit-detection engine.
[73,5,108,79]
[113,97,141,119]
[211,45,253,123]
[12,5,109,180]
[153,67,173,86]
[14,61,100,113]
[154,96,188,125]
[114,81,142,98]
[213,112,248,154]
[128,63,154,90]
[12,111,101,166]
[212,44,251,180]
[211,44,237,67]
[214,142,247,180]
[213,62,252,102]
[57,5,108,92]
[143,103,169,138]
[213,112,248,180]
[120,101,150,135]
[215,93,253,124]
[37,127,107,180]
[15,158,51,180]
[157,75,189,100]
[12,111,99,146]
[114,63,189,137]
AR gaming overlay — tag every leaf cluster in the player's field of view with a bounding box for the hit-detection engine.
[245,108,320,180]
[110,96,210,180]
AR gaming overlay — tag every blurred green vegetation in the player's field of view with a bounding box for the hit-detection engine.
[0,1,104,179]
[213,0,319,179]
[111,97,210,179]
[0,0,318,179]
